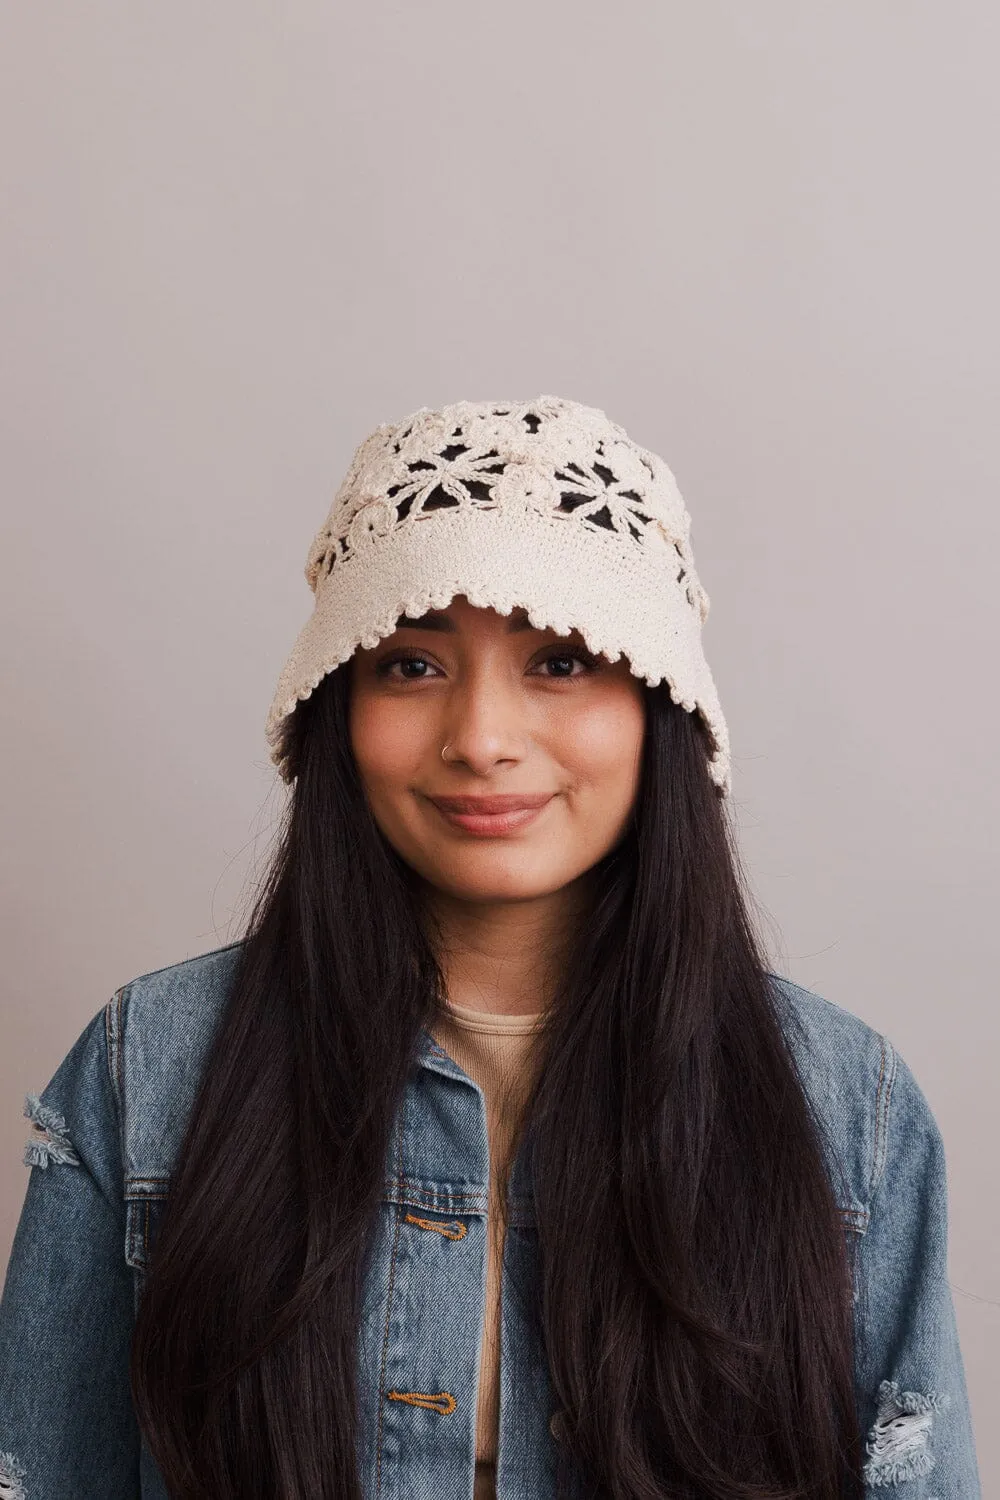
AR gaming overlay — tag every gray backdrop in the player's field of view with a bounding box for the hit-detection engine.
[1,2,996,1488]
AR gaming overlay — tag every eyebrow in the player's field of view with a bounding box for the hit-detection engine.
[394,607,535,633]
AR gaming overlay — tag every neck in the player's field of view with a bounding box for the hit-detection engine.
[418,873,593,1017]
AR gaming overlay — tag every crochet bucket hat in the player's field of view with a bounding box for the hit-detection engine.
[265,394,731,795]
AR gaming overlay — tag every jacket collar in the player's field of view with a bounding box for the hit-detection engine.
[415,1023,477,1084]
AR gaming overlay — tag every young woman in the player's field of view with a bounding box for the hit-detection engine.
[0,396,981,1499]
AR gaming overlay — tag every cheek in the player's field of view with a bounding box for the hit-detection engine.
[564,694,645,792]
[348,693,417,789]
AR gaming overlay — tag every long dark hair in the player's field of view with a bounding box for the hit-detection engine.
[130,655,865,1498]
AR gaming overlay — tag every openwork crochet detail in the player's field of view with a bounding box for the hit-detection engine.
[266,395,731,795]
[304,397,710,624]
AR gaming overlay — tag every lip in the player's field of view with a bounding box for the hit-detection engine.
[427,791,555,837]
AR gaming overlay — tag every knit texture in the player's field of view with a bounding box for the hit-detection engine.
[429,998,547,1500]
[265,395,731,795]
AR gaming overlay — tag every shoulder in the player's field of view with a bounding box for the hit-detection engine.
[766,970,892,1106]
[108,937,243,1043]
[21,941,243,1208]
[105,939,245,1180]
[765,971,914,1229]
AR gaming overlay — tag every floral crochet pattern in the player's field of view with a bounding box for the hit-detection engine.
[305,397,709,624]
[266,395,731,795]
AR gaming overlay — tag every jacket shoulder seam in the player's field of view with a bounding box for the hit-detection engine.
[766,972,899,1216]
[116,938,243,991]
[103,984,129,1171]
[869,1031,897,1198]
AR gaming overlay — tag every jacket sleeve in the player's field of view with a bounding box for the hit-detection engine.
[0,998,141,1500]
[852,1039,982,1498]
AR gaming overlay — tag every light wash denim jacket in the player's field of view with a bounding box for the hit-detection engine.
[0,941,983,1499]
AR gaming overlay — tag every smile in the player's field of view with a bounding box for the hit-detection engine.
[427,794,555,837]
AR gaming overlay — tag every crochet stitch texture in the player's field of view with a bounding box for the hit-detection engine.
[265,395,731,795]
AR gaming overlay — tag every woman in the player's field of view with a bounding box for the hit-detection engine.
[0,396,981,1498]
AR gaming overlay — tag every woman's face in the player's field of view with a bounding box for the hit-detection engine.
[348,595,646,905]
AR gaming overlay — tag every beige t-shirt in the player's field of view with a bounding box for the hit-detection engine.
[429,998,546,1500]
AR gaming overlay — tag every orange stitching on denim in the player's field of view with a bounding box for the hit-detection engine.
[387,1178,486,1202]
[839,1204,868,1233]
[404,1213,468,1240]
[386,1390,457,1415]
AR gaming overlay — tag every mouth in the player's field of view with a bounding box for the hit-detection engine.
[426,792,555,837]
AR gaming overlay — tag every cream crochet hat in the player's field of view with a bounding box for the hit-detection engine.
[265,394,731,796]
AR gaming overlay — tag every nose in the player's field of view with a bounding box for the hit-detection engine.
[438,666,529,774]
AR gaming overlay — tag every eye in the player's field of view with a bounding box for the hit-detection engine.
[373,645,599,681]
[373,649,441,680]
[533,646,599,677]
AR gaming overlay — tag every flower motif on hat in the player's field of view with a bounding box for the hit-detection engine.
[490,464,561,513]
[346,496,395,550]
[307,398,691,586]
[271,394,732,798]
[548,451,663,545]
[395,448,502,509]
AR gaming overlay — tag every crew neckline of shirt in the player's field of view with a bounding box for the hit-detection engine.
[438,997,546,1034]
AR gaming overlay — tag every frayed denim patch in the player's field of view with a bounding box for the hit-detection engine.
[22,1093,80,1170]
[862,1378,951,1486]
[0,1448,28,1499]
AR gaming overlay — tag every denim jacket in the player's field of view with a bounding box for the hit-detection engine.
[0,940,982,1499]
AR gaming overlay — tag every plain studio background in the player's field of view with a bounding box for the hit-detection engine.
[1,1,996,1488]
